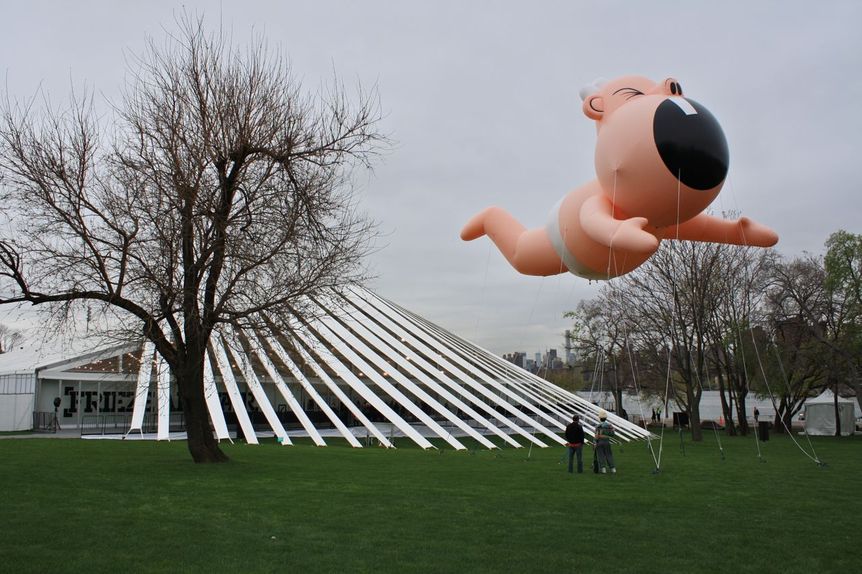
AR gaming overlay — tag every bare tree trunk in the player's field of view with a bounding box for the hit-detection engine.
[686,385,704,441]
[833,387,842,437]
[734,387,749,436]
[772,396,790,434]
[176,346,228,463]
[715,371,737,436]
[783,411,793,433]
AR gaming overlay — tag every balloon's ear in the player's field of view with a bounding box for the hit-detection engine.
[583,95,604,120]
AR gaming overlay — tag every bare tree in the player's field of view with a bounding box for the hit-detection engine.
[569,236,777,439]
[565,296,633,416]
[704,245,774,436]
[0,18,384,462]
[823,230,862,412]
[0,323,23,354]
[617,240,737,441]
[766,252,855,433]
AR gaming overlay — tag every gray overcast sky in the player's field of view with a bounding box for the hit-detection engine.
[1,1,860,355]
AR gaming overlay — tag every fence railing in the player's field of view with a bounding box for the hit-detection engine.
[80,413,186,436]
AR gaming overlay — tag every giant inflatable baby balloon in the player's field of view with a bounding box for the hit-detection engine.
[460,75,778,279]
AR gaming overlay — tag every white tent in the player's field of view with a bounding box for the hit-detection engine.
[803,390,857,436]
[0,287,653,446]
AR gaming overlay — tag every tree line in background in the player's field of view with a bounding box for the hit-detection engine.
[566,228,862,440]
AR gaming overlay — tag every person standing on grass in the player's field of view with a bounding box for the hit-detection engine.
[595,410,616,474]
[564,414,585,474]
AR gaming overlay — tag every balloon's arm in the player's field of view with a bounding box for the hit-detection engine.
[665,214,778,247]
[580,195,659,253]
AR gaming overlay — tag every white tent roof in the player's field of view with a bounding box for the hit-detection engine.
[0,332,119,376]
[806,389,855,405]
[5,286,653,449]
[805,390,861,417]
[803,389,859,436]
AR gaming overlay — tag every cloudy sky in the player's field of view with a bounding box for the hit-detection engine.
[1,1,860,356]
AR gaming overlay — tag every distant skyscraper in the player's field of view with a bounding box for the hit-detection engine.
[503,351,526,369]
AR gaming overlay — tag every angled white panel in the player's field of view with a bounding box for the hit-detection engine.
[223,332,290,445]
[211,337,259,445]
[320,297,495,449]
[286,326,403,448]
[384,291,656,441]
[430,331,575,427]
[311,307,467,450]
[355,289,563,446]
[128,341,155,434]
[264,335,364,448]
[156,355,171,441]
[338,292,521,448]
[346,288,545,447]
[295,317,437,450]
[247,331,326,447]
[203,351,232,442]
[391,299,569,431]
[344,291,536,447]
[420,319,648,440]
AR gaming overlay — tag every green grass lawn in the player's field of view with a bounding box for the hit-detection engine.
[0,432,858,574]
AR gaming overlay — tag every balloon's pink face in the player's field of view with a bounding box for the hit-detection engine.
[582,76,729,227]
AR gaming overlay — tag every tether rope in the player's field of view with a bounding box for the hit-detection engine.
[771,344,822,460]
[738,221,824,466]
[471,242,494,343]
[693,354,725,459]
[596,169,673,472]
[733,309,764,461]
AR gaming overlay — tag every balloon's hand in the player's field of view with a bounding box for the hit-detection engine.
[610,217,660,253]
[737,217,779,247]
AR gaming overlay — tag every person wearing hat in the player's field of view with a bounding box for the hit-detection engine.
[595,410,616,474]
[564,414,585,473]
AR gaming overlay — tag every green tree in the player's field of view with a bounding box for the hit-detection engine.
[824,230,862,412]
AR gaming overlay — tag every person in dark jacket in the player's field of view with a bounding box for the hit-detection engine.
[564,414,585,474]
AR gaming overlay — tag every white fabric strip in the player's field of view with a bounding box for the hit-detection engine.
[203,351,232,442]
[352,288,550,447]
[292,316,435,449]
[400,297,649,440]
[211,337,259,445]
[333,293,500,449]
[356,289,562,446]
[156,354,171,441]
[245,331,326,447]
[223,331,290,445]
[411,315,648,440]
[263,333,364,448]
[344,288,532,447]
[311,301,469,450]
[127,341,154,435]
